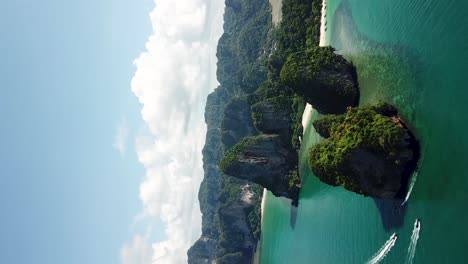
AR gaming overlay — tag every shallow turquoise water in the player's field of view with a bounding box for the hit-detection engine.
[261,0,468,263]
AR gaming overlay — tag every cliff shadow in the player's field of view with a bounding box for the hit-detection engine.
[373,198,407,231]
[290,205,298,229]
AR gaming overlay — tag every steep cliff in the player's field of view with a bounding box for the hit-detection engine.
[280,46,359,114]
[190,0,329,262]
[188,0,272,263]
[308,103,420,198]
[220,135,300,202]
[188,88,228,263]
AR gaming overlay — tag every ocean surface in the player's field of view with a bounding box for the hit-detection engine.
[260,0,468,263]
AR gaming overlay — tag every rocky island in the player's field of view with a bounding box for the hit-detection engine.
[308,103,420,198]
[280,46,359,114]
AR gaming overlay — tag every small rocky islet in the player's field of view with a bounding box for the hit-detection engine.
[309,103,420,198]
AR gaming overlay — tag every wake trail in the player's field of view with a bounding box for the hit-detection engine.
[367,233,398,264]
[401,170,418,207]
[405,219,421,264]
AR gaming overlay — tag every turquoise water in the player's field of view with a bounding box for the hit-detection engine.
[261,0,468,263]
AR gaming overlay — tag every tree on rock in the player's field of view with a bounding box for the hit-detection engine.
[280,46,359,114]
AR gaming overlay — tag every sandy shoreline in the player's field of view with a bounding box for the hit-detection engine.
[269,0,283,27]
[255,1,327,261]
[260,0,328,219]
[319,0,328,46]
[260,188,267,217]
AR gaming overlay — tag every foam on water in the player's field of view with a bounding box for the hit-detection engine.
[405,219,421,264]
[401,170,418,206]
[366,233,398,264]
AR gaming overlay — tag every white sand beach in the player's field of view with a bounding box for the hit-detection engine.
[260,0,328,221]
[269,0,283,26]
[319,0,327,46]
[255,2,328,261]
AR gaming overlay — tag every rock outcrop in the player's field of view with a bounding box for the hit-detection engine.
[222,97,258,149]
[187,236,218,264]
[220,134,300,203]
[188,0,272,261]
[251,99,292,141]
[280,46,359,114]
[308,103,420,199]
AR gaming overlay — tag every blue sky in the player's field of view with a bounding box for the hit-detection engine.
[1,0,225,263]
[1,0,155,263]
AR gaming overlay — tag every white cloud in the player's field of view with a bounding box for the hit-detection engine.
[113,117,129,156]
[121,235,153,264]
[122,0,225,263]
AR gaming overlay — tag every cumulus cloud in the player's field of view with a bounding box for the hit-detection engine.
[113,117,128,156]
[122,0,225,263]
[121,235,153,264]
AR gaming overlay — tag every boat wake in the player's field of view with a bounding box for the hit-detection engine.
[367,233,398,264]
[405,219,421,264]
[401,170,418,207]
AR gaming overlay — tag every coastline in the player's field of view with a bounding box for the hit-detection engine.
[260,188,267,217]
[253,188,267,264]
[257,0,328,259]
[269,0,283,27]
[319,0,328,47]
[301,103,314,130]
[256,0,327,253]
[260,0,328,236]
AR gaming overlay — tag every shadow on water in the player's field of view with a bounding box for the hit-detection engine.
[290,205,298,229]
[373,198,407,231]
[329,0,432,229]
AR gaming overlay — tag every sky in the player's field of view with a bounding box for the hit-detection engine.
[1,0,223,263]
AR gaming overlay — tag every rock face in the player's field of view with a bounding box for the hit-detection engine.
[222,97,258,149]
[251,100,292,140]
[189,0,273,262]
[187,236,218,264]
[188,88,227,264]
[221,134,300,202]
[309,103,420,199]
[280,46,359,114]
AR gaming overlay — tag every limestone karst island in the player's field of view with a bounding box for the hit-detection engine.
[188,0,423,263]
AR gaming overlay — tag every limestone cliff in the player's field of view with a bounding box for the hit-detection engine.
[188,0,272,263]
[220,134,300,203]
[308,103,420,198]
[280,46,359,114]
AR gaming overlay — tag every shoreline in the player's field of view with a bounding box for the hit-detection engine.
[301,103,314,130]
[255,0,328,261]
[260,188,267,217]
[260,0,328,234]
[319,0,328,47]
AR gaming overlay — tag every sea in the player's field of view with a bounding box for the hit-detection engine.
[260,0,468,263]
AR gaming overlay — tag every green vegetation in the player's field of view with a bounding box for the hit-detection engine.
[313,114,346,138]
[280,46,359,114]
[308,103,406,193]
[288,169,301,191]
[220,135,264,172]
[191,0,337,262]
[247,0,324,149]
